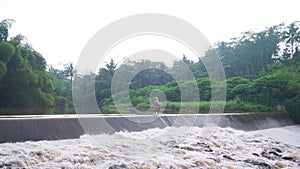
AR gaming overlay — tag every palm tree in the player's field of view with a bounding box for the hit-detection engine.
[0,19,15,42]
[285,22,300,58]
[63,63,75,87]
[105,59,117,77]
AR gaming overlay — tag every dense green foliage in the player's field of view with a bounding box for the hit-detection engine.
[0,19,299,119]
[96,21,300,118]
[48,63,75,114]
[0,19,54,114]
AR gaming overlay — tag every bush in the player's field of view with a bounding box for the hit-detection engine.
[198,102,211,113]
[136,102,150,111]
[225,99,273,112]
[54,96,68,114]
[284,99,300,123]
[165,102,180,113]
[226,77,250,100]
[100,104,119,114]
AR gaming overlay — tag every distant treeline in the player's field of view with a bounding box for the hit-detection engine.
[0,19,299,121]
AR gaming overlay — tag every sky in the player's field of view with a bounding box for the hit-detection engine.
[1,0,300,69]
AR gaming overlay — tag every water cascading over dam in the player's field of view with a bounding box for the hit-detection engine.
[0,112,295,143]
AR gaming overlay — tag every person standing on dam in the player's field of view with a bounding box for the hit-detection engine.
[154,97,161,115]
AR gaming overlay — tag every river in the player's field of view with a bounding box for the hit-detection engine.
[0,125,299,168]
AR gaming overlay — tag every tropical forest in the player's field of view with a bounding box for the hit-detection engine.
[0,19,299,122]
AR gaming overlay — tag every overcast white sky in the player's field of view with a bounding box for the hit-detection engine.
[1,0,299,68]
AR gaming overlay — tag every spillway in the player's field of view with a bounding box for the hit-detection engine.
[0,112,294,143]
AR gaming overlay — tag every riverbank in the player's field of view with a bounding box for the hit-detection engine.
[101,100,274,114]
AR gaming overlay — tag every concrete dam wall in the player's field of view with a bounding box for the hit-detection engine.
[0,112,294,143]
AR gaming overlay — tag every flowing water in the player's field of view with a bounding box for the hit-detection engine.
[0,125,299,168]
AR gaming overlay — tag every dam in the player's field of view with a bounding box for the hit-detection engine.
[0,112,295,143]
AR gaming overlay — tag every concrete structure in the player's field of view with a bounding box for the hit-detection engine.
[0,112,294,143]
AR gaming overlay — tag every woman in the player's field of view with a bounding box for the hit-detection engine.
[154,97,161,115]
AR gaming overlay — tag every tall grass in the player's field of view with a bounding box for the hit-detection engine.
[225,99,273,112]
[164,100,273,113]
[100,99,273,114]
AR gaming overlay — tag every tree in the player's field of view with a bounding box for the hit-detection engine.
[0,19,55,114]
[284,22,300,59]
[95,59,117,104]
[0,19,15,42]
[207,24,282,79]
[63,62,75,87]
[105,59,117,77]
[226,77,250,100]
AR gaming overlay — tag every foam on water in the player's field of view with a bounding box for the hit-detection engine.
[0,126,299,168]
[253,125,300,147]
